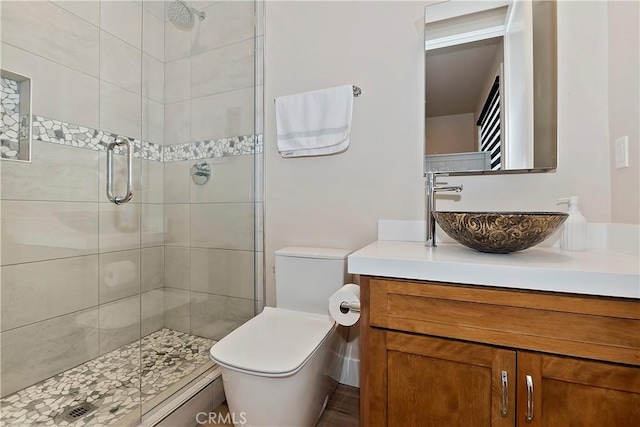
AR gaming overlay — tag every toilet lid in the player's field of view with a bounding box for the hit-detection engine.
[210,307,336,377]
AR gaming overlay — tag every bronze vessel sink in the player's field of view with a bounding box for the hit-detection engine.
[433,211,568,254]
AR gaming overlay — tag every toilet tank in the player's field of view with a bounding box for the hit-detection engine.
[275,247,352,315]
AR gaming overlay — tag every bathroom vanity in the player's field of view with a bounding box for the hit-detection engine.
[349,241,640,426]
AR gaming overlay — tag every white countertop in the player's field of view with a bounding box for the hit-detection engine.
[348,241,640,299]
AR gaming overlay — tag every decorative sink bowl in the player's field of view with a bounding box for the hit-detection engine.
[433,211,568,254]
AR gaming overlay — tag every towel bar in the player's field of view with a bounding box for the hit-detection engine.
[274,86,361,103]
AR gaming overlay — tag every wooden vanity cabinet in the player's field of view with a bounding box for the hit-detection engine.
[360,277,640,427]
[383,331,516,427]
[517,351,640,426]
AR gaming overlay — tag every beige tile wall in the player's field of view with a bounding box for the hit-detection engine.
[100,81,143,139]
[99,249,141,304]
[100,0,143,49]
[190,248,254,300]
[142,246,165,292]
[143,203,165,247]
[52,1,100,26]
[143,98,166,146]
[1,256,99,332]
[141,159,165,203]
[142,289,166,336]
[190,39,255,97]
[190,292,254,339]
[164,1,256,144]
[0,308,100,396]
[164,288,191,333]
[164,203,190,246]
[1,1,100,77]
[165,58,190,104]
[100,30,143,94]
[138,0,167,364]
[165,246,191,289]
[0,43,100,129]
[164,161,191,203]
[190,155,254,203]
[190,87,255,142]
[1,201,99,265]
[162,0,259,342]
[1,142,100,201]
[190,0,255,56]
[98,295,141,354]
[190,203,255,250]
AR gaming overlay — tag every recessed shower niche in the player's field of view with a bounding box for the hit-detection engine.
[0,69,32,161]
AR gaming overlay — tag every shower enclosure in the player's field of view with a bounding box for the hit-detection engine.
[0,0,264,425]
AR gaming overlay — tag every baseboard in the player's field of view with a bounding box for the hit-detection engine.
[338,356,360,388]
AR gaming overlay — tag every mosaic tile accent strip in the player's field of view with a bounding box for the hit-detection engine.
[0,329,215,426]
[0,77,22,159]
[163,134,263,162]
[31,116,163,162]
[20,115,263,163]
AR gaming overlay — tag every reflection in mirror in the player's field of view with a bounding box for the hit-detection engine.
[424,0,557,175]
[0,69,32,162]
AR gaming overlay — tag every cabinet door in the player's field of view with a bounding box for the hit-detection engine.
[384,331,516,427]
[517,352,640,427]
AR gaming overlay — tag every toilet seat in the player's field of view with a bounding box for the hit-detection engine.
[210,307,336,378]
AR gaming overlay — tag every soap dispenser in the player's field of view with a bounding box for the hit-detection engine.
[558,196,587,251]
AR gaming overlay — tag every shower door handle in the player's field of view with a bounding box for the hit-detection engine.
[106,137,134,205]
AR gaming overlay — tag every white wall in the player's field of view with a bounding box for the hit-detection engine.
[265,1,426,305]
[264,0,632,306]
[608,0,640,224]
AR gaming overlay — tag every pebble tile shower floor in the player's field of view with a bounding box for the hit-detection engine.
[0,329,215,426]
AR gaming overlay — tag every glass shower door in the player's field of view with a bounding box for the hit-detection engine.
[0,0,146,424]
[151,0,262,411]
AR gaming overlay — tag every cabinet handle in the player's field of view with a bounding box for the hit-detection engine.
[525,374,534,423]
[501,371,508,417]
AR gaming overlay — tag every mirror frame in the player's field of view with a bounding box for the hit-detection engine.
[423,0,557,176]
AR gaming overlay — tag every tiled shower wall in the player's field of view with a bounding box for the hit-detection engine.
[0,0,263,398]
[162,0,263,341]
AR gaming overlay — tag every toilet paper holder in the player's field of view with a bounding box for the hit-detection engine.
[339,301,361,314]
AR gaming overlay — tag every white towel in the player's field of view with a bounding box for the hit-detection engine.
[276,85,354,158]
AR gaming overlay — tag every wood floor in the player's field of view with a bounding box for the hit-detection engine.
[204,384,360,426]
[316,384,360,427]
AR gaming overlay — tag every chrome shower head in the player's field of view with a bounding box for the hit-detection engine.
[167,0,206,30]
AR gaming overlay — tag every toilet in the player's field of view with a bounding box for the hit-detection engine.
[209,247,352,427]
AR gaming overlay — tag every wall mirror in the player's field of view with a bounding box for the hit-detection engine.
[424,0,557,175]
[1,69,32,162]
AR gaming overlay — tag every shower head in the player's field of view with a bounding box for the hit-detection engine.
[167,0,206,30]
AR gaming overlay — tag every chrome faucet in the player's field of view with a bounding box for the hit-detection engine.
[425,172,463,247]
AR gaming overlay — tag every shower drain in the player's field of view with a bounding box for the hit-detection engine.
[60,402,97,422]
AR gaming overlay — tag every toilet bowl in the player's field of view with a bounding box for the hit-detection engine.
[210,247,351,427]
